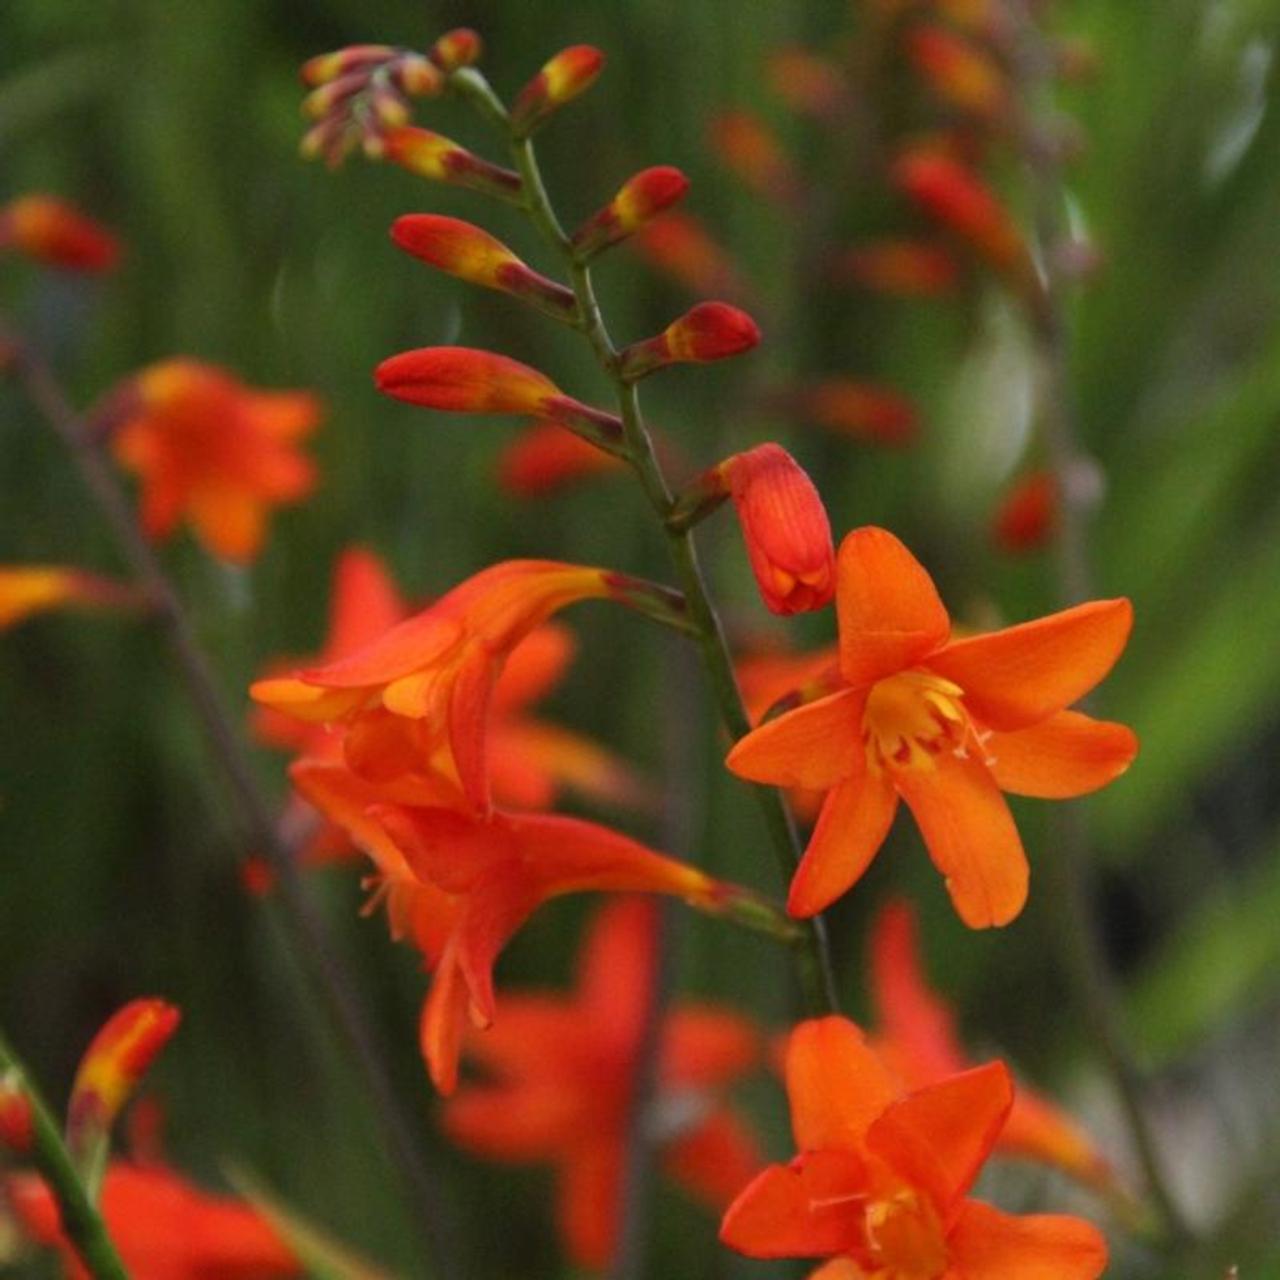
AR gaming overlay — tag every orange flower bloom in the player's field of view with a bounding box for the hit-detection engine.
[619,301,761,380]
[709,111,798,202]
[992,469,1058,553]
[838,239,959,297]
[798,380,918,446]
[429,28,483,72]
[380,127,522,200]
[67,1000,180,1157]
[727,527,1137,927]
[444,897,762,1268]
[721,1016,1108,1279]
[0,567,135,631]
[907,25,1010,120]
[631,212,745,298]
[391,215,576,319]
[570,166,690,259]
[496,423,625,498]
[9,1162,300,1280]
[869,900,1114,1189]
[0,195,120,273]
[110,359,320,563]
[510,46,606,137]
[366,803,737,1093]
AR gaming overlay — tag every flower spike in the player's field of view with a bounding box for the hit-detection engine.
[570,166,690,260]
[510,45,606,138]
[391,215,577,320]
[619,302,761,381]
[381,126,523,201]
[0,195,120,273]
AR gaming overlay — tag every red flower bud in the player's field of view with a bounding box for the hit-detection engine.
[496,422,625,498]
[0,1075,33,1153]
[907,24,1009,119]
[839,238,959,296]
[992,469,1058,552]
[382,127,522,200]
[570,166,690,259]
[631,212,744,298]
[720,444,835,615]
[300,44,397,88]
[709,111,797,202]
[391,214,576,318]
[619,302,760,380]
[0,196,120,273]
[510,46,606,137]
[429,28,483,72]
[799,380,918,446]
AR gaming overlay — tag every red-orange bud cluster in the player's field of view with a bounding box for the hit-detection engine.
[619,302,761,380]
[429,28,483,72]
[570,166,690,259]
[510,45,606,137]
[0,195,120,273]
[496,423,625,498]
[0,1075,33,1153]
[992,469,1058,552]
[381,127,522,200]
[391,214,576,318]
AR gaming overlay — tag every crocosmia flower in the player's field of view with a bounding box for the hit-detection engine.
[0,195,120,272]
[496,422,626,497]
[110,359,320,563]
[709,111,797,202]
[444,897,762,1268]
[727,527,1136,927]
[798,380,918,446]
[8,1162,300,1280]
[721,1016,1108,1279]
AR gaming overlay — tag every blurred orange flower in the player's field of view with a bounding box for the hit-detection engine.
[110,359,320,563]
[907,24,1010,120]
[796,380,918,447]
[709,111,798,202]
[728,527,1136,927]
[495,423,625,498]
[0,567,136,632]
[444,897,762,1268]
[992,469,1058,553]
[838,239,959,297]
[631,212,745,298]
[0,195,120,273]
[721,1016,1107,1279]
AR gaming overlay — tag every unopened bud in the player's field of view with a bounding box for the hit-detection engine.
[429,28,483,72]
[300,44,397,88]
[382,127,522,201]
[571,166,690,259]
[619,301,760,380]
[510,45,606,137]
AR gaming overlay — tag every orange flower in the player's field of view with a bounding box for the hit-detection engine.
[721,1016,1108,1279]
[992,469,1058,553]
[631,212,745,298]
[429,28,483,72]
[67,1000,180,1158]
[510,46,606,137]
[251,560,629,812]
[110,359,320,563]
[380,126,522,200]
[907,25,1010,120]
[727,527,1137,927]
[570,166,690,259]
[869,900,1114,1189]
[0,195,120,273]
[797,380,918,446]
[0,567,135,631]
[391,215,576,319]
[618,301,761,380]
[496,423,625,497]
[444,897,762,1268]
[8,1162,300,1280]
[709,111,798,202]
[838,239,959,297]
[366,804,737,1093]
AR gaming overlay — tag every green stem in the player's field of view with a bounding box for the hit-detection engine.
[0,1030,129,1280]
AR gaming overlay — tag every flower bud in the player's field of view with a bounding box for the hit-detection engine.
[709,111,796,201]
[907,25,1008,119]
[300,44,397,88]
[429,28,483,72]
[570,166,690,259]
[301,71,366,120]
[798,379,917,446]
[382,127,522,200]
[992,469,1057,552]
[839,238,959,296]
[510,45,606,137]
[0,1073,33,1154]
[394,54,443,97]
[619,301,760,380]
[391,214,576,319]
[496,422,625,497]
[0,196,119,273]
[0,567,136,631]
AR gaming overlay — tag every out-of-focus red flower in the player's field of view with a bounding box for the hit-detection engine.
[429,28,483,71]
[444,897,761,1269]
[720,1016,1107,1279]
[728,527,1137,927]
[110,359,320,563]
[619,302,761,380]
[0,195,120,273]
[8,1162,300,1280]
[391,215,576,319]
[907,24,1010,120]
[0,567,136,632]
[495,423,626,498]
[709,112,798,202]
[796,380,918,446]
[992,469,1058,553]
[631,212,745,298]
[766,49,848,117]
[510,46,606,137]
[570,167,690,259]
[838,239,960,297]
[0,1077,33,1153]
[870,900,1115,1190]
[380,127,522,200]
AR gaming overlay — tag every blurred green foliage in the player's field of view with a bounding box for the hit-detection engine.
[2,0,1280,1277]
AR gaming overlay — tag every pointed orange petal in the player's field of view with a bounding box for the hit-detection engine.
[575,897,657,1059]
[187,486,268,563]
[895,753,1028,929]
[785,1016,898,1153]
[248,676,365,723]
[325,547,407,657]
[1001,1088,1113,1190]
[926,599,1133,731]
[835,528,950,687]
[370,806,515,892]
[663,1008,760,1088]
[490,720,649,811]
[443,1082,581,1161]
[665,1108,762,1208]
[719,1150,869,1258]
[807,1259,870,1280]
[946,1200,1108,1279]
[726,688,863,789]
[987,710,1138,798]
[452,871,544,1026]
[300,610,461,688]
[788,770,898,917]
[447,644,497,810]
[420,944,471,1094]
[866,1061,1012,1212]
[558,1139,622,1271]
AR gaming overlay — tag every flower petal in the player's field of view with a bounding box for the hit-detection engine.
[558,1139,622,1271]
[946,1200,1108,1279]
[987,710,1138,798]
[788,770,898,917]
[926,599,1132,731]
[575,897,656,1060]
[866,1061,1013,1212]
[835,527,950,687]
[1001,1089,1113,1190]
[725,688,862,789]
[443,1082,581,1161]
[663,1008,760,1088]
[895,752,1028,929]
[419,943,471,1095]
[785,1017,899,1154]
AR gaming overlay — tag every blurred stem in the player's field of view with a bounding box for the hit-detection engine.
[1007,2,1193,1249]
[461,84,839,1017]
[0,1030,128,1280]
[0,325,463,1279]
